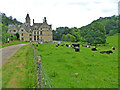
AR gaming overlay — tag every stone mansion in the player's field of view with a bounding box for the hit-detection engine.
[7,14,53,42]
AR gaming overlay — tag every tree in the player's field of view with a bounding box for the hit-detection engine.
[61,34,66,41]
[71,27,80,42]
[15,32,20,40]
[82,22,106,45]
[89,22,106,45]
[63,34,76,42]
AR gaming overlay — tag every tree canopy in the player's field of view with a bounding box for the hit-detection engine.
[53,15,118,45]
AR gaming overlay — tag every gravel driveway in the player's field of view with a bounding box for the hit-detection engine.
[0,44,26,68]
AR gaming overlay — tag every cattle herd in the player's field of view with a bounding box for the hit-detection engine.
[32,42,115,54]
[55,43,115,54]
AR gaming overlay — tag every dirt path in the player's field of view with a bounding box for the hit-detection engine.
[0,44,26,68]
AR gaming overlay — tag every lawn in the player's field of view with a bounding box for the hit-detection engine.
[34,34,118,88]
[2,40,29,48]
[1,45,37,88]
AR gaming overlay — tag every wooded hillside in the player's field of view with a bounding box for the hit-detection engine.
[53,15,119,45]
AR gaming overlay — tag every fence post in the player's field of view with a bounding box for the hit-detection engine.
[33,48,35,57]
[37,56,41,88]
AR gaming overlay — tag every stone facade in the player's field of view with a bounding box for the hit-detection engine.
[7,14,53,42]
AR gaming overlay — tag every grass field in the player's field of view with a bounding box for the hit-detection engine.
[1,45,37,88]
[34,34,118,88]
[2,40,29,48]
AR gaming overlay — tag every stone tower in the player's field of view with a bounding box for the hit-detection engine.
[43,17,47,23]
[25,13,30,26]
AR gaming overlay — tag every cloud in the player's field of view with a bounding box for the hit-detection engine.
[0,0,118,29]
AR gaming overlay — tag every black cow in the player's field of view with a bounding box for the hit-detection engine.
[72,44,80,47]
[75,48,80,52]
[61,44,64,46]
[100,51,113,54]
[106,51,113,54]
[66,44,69,47]
[36,45,38,47]
[100,51,107,54]
[92,48,97,51]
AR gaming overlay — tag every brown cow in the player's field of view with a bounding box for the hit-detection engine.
[82,45,87,47]
[112,47,115,50]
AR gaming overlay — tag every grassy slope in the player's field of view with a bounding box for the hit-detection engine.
[1,45,37,88]
[34,34,118,88]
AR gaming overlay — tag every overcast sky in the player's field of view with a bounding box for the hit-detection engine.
[0,0,119,29]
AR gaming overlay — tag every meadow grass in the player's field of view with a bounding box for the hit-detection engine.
[2,40,29,48]
[1,45,37,88]
[34,34,118,88]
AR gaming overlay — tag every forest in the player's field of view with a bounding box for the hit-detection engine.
[53,15,119,45]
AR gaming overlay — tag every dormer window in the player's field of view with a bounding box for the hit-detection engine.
[21,29,23,31]
[14,30,16,32]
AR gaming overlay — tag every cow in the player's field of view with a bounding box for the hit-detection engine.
[100,51,113,54]
[36,44,38,47]
[106,51,113,54]
[72,44,80,47]
[100,51,107,54]
[75,48,80,52]
[56,44,59,47]
[112,47,115,50]
[87,46,90,48]
[69,45,72,47]
[66,44,69,47]
[92,48,97,51]
[40,42,43,44]
[61,44,65,46]
[82,45,87,47]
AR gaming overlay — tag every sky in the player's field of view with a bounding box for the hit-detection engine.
[0,0,119,29]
